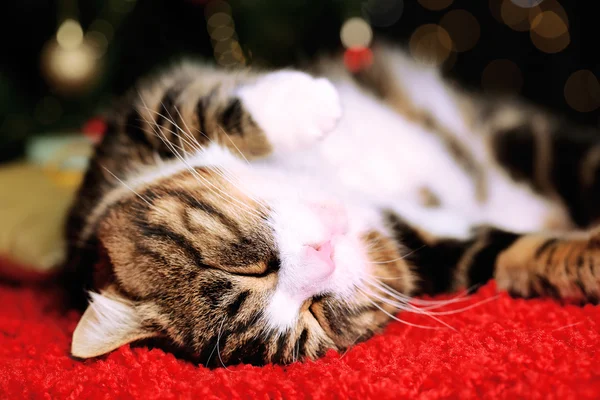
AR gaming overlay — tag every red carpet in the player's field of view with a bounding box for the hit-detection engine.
[1,280,599,399]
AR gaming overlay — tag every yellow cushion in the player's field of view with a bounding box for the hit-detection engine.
[0,162,82,278]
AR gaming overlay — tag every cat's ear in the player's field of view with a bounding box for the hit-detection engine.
[71,288,156,359]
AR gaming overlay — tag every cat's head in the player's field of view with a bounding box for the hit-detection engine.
[71,147,416,366]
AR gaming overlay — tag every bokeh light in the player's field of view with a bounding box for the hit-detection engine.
[531,11,567,38]
[529,0,568,29]
[500,0,537,31]
[417,0,453,11]
[207,12,233,33]
[85,31,109,59]
[481,59,524,93]
[564,70,600,113]
[210,25,235,42]
[343,47,374,72]
[510,0,544,7]
[41,39,101,95]
[89,19,114,41]
[340,17,373,49]
[361,0,404,28]
[56,19,84,50]
[440,10,480,53]
[409,24,453,66]
[530,26,569,53]
[204,0,245,67]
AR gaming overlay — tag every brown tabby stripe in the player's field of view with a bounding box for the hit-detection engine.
[492,119,600,227]
[422,116,487,201]
[534,238,558,259]
[225,335,268,366]
[294,328,309,358]
[385,212,519,295]
[272,334,288,364]
[220,98,245,135]
[226,291,250,316]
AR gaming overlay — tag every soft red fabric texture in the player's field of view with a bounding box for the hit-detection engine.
[1,278,599,399]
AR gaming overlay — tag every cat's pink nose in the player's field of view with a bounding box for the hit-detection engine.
[305,240,335,274]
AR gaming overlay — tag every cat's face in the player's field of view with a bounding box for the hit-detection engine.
[71,150,415,366]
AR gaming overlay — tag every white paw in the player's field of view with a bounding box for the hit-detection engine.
[237,71,342,152]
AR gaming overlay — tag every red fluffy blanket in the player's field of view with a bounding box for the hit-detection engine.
[1,279,599,399]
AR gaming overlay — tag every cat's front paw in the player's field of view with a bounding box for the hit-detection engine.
[237,71,343,153]
[496,235,600,304]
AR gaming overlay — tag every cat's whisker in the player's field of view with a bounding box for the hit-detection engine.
[416,295,500,316]
[362,278,498,316]
[215,316,232,371]
[170,103,207,152]
[363,277,475,309]
[356,287,446,330]
[138,106,202,153]
[208,165,270,211]
[368,245,426,265]
[339,333,365,360]
[359,283,458,330]
[141,103,269,211]
[217,125,252,165]
[415,285,484,310]
[137,104,264,220]
[102,167,153,208]
[167,106,267,209]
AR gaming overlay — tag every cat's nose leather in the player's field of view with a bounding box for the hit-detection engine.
[307,241,334,267]
[304,240,335,277]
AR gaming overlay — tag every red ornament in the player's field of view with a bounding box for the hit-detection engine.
[343,47,373,73]
[82,117,107,144]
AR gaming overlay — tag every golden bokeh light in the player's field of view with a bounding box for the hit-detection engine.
[531,11,568,39]
[409,24,453,67]
[564,70,600,113]
[500,0,538,31]
[41,39,101,95]
[417,0,454,11]
[529,0,569,29]
[205,0,245,67]
[340,18,373,49]
[56,19,84,50]
[481,59,523,94]
[530,28,569,53]
[85,31,109,59]
[440,10,480,53]
[210,25,235,42]
[207,12,233,33]
[89,19,114,41]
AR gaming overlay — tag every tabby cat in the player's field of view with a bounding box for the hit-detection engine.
[65,42,600,366]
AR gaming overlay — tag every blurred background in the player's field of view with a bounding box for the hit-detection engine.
[1,0,599,163]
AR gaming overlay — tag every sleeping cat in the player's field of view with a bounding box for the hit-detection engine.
[64,42,600,366]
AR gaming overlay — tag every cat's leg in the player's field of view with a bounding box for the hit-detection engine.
[385,211,600,303]
[126,67,342,161]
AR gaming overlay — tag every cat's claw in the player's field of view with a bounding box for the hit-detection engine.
[237,71,343,153]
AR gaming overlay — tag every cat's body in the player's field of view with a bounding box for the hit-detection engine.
[65,43,600,366]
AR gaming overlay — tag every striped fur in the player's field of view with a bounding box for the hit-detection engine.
[66,42,600,366]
